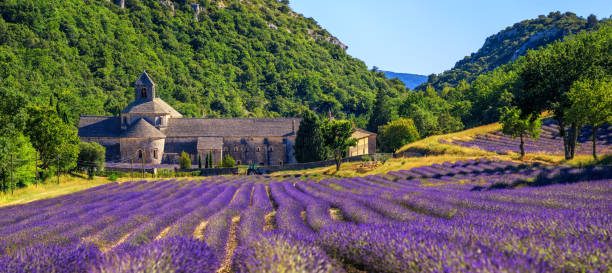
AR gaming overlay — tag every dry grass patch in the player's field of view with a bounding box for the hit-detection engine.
[329,208,343,221]
[0,175,113,207]
[264,211,276,232]
[155,226,171,241]
[193,221,209,240]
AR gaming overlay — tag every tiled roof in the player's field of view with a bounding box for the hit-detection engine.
[166,118,301,138]
[120,118,166,138]
[135,71,155,86]
[121,98,182,117]
[78,116,121,138]
[197,137,224,150]
[353,128,377,139]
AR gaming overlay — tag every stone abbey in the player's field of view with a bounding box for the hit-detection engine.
[78,72,376,166]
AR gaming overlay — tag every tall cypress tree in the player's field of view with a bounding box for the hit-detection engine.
[367,88,392,133]
[208,151,213,168]
[294,110,328,163]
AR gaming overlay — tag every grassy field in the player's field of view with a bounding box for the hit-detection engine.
[272,122,610,179]
[0,175,120,207]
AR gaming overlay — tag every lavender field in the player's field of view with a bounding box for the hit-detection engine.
[449,121,612,155]
[1,160,611,273]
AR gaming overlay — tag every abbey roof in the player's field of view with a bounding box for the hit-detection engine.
[121,98,183,117]
[166,118,300,138]
[135,71,155,86]
[120,118,166,138]
[78,116,121,138]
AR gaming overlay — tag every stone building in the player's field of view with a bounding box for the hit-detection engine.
[78,72,376,166]
[348,128,377,157]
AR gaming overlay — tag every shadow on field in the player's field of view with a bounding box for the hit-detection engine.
[473,164,612,191]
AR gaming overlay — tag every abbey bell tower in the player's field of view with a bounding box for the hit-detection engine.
[134,71,155,101]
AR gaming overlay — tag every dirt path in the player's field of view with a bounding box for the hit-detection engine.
[193,220,209,240]
[216,216,241,273]
[105,231,133,253]
[329,208,344,221]
[264,211,276,232]
[155,226,171,241]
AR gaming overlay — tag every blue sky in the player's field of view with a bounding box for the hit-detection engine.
[289,0,612,75]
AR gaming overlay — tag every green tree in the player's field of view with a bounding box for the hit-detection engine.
[294,110,329,163]
[367,89,392,133]
[323,120,358,172]
[198,154,203,169]
[566,77,612,159]
[221,155,236,168]
[0,135,36,193]
[77,142,106,179]
[0,87,35,192]
[0,0,408,123]
[208,151,213,168]
[378,118,420,153]
[500,107,542,159]
[515,26,610,159]
[25,106,79,173]
[179,151,191,169]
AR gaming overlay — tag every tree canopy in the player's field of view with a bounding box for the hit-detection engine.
[418,12,602,91]
[294,110,328,163]
[378,118,420,153]
[500,107,541,158]
[77,142,106,179]
[323,120,357,172]
[0,0,407,125]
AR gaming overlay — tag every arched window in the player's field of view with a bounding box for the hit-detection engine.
[153,149,158,159]
[138,150,143,160]
[256,147,261,152]
[141,87,147,98]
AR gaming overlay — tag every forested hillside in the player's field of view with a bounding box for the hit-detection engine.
[0,0,406,122]
[418,12,603,90]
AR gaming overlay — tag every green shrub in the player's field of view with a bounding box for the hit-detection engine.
[221,155,236,168]
[377,154,390,164]
[179,151,192,169]
[108,173,118,182]
[361,155,372,162]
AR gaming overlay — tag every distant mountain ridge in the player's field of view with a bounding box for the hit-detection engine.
[381,71,427,90]
[417,11,604,90]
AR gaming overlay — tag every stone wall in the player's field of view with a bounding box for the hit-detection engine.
[263,154,389,173]
[120,137,165,164]
[349,137,369,157]
[368,135,377,154]
[223,137,291,166]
